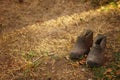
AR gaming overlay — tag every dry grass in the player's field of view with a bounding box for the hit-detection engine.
[0,0,120,80]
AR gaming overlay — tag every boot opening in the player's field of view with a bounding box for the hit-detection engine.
[95,38,103,45]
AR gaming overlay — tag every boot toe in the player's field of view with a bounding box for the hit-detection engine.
[87,61,101,68]
[69,53,83,61]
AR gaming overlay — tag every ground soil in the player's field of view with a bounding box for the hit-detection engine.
[0,0,120,80]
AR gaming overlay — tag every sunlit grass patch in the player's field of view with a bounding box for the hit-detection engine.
[98,1,119,12]
[22,51,38,61]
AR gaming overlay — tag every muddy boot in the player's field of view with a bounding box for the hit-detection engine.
[70,30,93,61]
[86,34,106,68]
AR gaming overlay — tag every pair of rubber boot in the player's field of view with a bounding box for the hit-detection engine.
[70,30,106,68]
